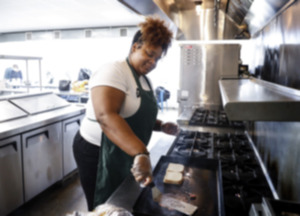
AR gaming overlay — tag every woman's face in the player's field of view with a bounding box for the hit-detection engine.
[130,42,163,76]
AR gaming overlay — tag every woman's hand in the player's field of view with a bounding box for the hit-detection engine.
[131,154,153,186]
[161,122,179,135]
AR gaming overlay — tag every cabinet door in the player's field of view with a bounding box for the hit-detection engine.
[22,122,62,202]
[0,135,23,216]
[62,114,83,176]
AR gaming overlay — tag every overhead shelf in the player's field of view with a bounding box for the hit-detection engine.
[219,78,300,121]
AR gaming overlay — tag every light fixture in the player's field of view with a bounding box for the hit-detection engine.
[194,0,203,15]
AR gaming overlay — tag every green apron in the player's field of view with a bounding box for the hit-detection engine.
[93,58,158,207]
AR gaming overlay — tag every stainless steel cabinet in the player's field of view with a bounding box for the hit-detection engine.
[0,135,23,216]
[62,114,83,176]
[22,122,63,202]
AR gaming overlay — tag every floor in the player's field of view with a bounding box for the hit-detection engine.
[8,109,179,216]
[8,173,87,216]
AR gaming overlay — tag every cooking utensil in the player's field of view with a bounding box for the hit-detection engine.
[148,181,162,202]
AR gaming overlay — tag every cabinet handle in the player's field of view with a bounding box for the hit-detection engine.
[0,141,17,151]
[25,130,49,148]
[64,119,80,132]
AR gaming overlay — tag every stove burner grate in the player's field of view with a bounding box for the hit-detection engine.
[189,108,245,129]
[169,131,214,158]
[168,130,274,215]
[174,144,208,157]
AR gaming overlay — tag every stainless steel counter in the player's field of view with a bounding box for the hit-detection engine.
[105,134,176,212]
[0,92,86,215]
[0,100,27,122]
[0,104,86,138]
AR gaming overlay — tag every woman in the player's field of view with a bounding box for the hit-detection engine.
[73,16,177,210]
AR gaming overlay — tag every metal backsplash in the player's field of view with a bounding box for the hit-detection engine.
[245,0,300,201]
[249,1,300,90]
[250,122,300,201]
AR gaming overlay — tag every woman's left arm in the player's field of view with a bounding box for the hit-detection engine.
[153,119,179,135]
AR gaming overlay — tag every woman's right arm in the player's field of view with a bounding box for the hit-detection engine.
[92,85,152,185]
[91,85,148,156]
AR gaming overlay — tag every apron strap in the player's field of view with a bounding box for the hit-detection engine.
[126,58,153,93]
[87,117,98,122]
[142,75,154,92]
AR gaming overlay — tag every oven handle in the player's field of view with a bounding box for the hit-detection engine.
[25,130,49,148]
[0,141,17,151]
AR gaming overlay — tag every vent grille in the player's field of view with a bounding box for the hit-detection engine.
[85,29,92,38]
[25,32,32,40]
[120,28,127,37]
[54,31,61,39]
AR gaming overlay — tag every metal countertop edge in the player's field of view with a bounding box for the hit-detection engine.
[0,104,86,139]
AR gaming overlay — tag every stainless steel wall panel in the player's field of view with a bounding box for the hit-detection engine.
[243,0,300,202]
[247,1,300,90]
[177,8,241,40]
[281,1,300,44]
[22,122,63,202]
[252,122,300,201]
[178,43,240,111]
[0,135,23,215]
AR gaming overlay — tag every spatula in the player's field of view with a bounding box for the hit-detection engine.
[148,182,162,202]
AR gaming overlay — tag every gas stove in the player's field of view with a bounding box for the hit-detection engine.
[188,108,245,129]
[169,131,214,158]
[167,130,273,216]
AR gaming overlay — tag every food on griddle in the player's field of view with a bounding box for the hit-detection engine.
[163,162,185,185]
[166,162,184,173]
[159,195,198,215]
[188,193,197,200]
[163,171,183,184]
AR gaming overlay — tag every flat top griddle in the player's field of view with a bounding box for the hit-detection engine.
[133,156,224,216]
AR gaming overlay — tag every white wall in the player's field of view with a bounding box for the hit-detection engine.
[0,37,180,107]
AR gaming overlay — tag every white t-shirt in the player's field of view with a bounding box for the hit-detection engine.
[80,59,153,146]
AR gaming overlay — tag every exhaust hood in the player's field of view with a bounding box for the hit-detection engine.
[118,0,294,40]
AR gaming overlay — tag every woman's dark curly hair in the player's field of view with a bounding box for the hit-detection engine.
[130,16,173,56]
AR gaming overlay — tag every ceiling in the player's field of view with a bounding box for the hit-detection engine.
[0,0,143,33]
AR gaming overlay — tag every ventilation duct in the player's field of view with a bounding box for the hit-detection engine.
[118,0,295,40]
[118,0,244,40]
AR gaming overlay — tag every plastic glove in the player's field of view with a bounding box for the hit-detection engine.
[161,122,179,135]
[130,154,152,186]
